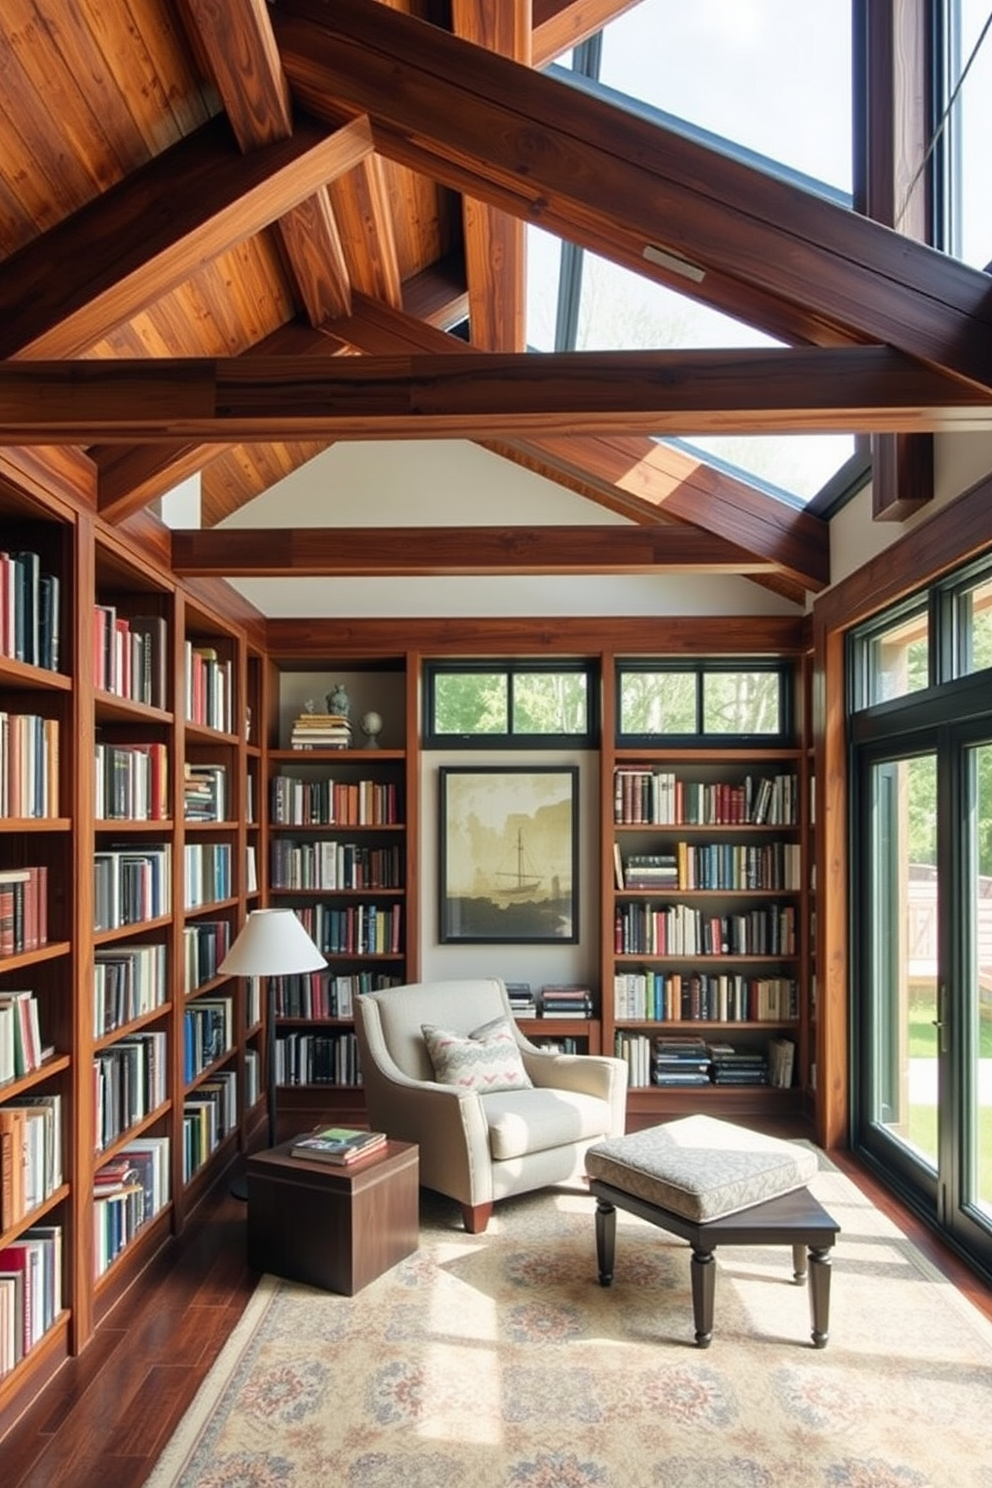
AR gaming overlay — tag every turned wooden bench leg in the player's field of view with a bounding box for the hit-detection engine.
[689,1244,716,1348]
[807,1245,833,1348]
[595,1196,617,1284]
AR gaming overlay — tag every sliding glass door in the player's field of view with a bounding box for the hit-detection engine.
[854,725,992,1273]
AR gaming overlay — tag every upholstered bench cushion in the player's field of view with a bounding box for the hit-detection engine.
[585,1114,819,1222]
[483,1088,615,1161]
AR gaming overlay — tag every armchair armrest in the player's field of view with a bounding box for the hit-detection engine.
[521,1049,628,1136]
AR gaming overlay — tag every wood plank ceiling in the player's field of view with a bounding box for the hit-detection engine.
[1,0,990,606]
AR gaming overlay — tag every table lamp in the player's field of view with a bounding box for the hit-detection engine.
[219,908,327,1198]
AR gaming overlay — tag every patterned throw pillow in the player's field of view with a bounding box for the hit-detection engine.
[421,1017,533,1093]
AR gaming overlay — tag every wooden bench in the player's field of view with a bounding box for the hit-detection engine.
[585,1115,840,1348]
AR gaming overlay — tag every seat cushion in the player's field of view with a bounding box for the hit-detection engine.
[421,1017,533,1093]
[585,1114,819,1222]
[483,1087,613,1161]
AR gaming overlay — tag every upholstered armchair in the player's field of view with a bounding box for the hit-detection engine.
[354,977,628,1233]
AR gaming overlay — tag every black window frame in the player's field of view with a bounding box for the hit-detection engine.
[615,658,794,748]
[423,659,600,750]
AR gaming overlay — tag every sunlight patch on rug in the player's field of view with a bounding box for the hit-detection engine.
[146,1166,992,1488]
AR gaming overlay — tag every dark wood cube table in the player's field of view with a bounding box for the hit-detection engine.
[247,1139,419,1296]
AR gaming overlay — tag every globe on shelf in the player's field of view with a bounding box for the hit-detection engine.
[360,710,383,749]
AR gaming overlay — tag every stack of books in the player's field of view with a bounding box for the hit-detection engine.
[623,852,679,890]
[652,1036,712,1087]
[707,1042,769,1086]
[505,982,537,1018]
[540,985,594,1019]
[290,1126,387,1166]
[289,712,353,750]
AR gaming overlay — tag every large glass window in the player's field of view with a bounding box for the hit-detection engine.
[425,662,596,747]
[617,661,790,744]
[937,1,992,267]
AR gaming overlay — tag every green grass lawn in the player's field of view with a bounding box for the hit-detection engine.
[904,1000,992,1205]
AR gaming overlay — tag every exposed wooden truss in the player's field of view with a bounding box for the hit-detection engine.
[0,0,986,602]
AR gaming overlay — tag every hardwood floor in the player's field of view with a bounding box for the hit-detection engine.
[3,1172,257,1488]
[2,1148,992,1488]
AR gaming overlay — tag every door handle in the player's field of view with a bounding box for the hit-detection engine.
[931,984,948,1054]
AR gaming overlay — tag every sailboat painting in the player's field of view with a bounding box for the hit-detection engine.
[439,766,578,943]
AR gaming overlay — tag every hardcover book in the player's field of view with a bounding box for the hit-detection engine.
[290,1127,387,1165]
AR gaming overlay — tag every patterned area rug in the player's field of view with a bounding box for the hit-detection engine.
[147,1164,992,1488]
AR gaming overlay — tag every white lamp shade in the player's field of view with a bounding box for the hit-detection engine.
[218,908,326,977]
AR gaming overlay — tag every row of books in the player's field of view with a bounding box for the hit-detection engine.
[614,902,797,957]
[93,845,171,932]
[185,643,234,734]
[0,1093,63,1230]
[0,711,59,818]
[0,1224,62,1377]
[93,1138,170,1279]
[183,997,233,1083]
[614,769,797,826]
[0,866,49,957]
[275,1030,360,1087]
[614,970,800,1023]
[183,842,232,910]
[616,841,801,892]
[0,988,44,1085]
[1,549,60,673]
[183,920,232,995]
[94,1031,168,1152]
[270,775,400,826]
[273,970,401,1021]
[183,1070,238,1182]
[95,741,169,821]
[270,839,404,891]
[294,902,402,957]
[93,607,167,708]
[94,943,168,1038]
[289,711,352,750]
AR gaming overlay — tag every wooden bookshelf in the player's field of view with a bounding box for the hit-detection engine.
[258,655,417,1132]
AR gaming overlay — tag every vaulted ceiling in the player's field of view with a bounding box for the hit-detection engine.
[1,0,991,607]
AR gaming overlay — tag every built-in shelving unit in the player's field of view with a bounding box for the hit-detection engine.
[258,655,418,1133]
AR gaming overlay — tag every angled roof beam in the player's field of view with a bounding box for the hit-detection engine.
[171,524,772,577]
[452,1,527,351]
[0,113,375,360]
[176,0,355,323]
[321,294,829,591]
[272,0,992,391]
[532,1,646,66]
[93,264,470,525]
[1,347,987,443]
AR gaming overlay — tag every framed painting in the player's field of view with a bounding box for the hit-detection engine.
[439,765,579,943]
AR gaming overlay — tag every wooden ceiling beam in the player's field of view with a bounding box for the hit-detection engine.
[272,0,992,391]
[326,156,402,308]
[254,293,831,592]
[181,0,353,324]
[0,113,374,360]
[517,432,831,588]
[93,278,470,526]
[532,1,646,65]
[452,1,527,351]
[2,347,988,443]
[93,317,351,524]
[171,523,773,577]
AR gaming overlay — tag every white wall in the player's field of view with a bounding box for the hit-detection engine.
[221,439,803,618]
[829,432,992,589]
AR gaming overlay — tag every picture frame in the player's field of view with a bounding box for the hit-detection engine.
[439,765,579,943]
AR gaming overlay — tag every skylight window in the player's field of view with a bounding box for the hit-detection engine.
[528,0,860,512]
